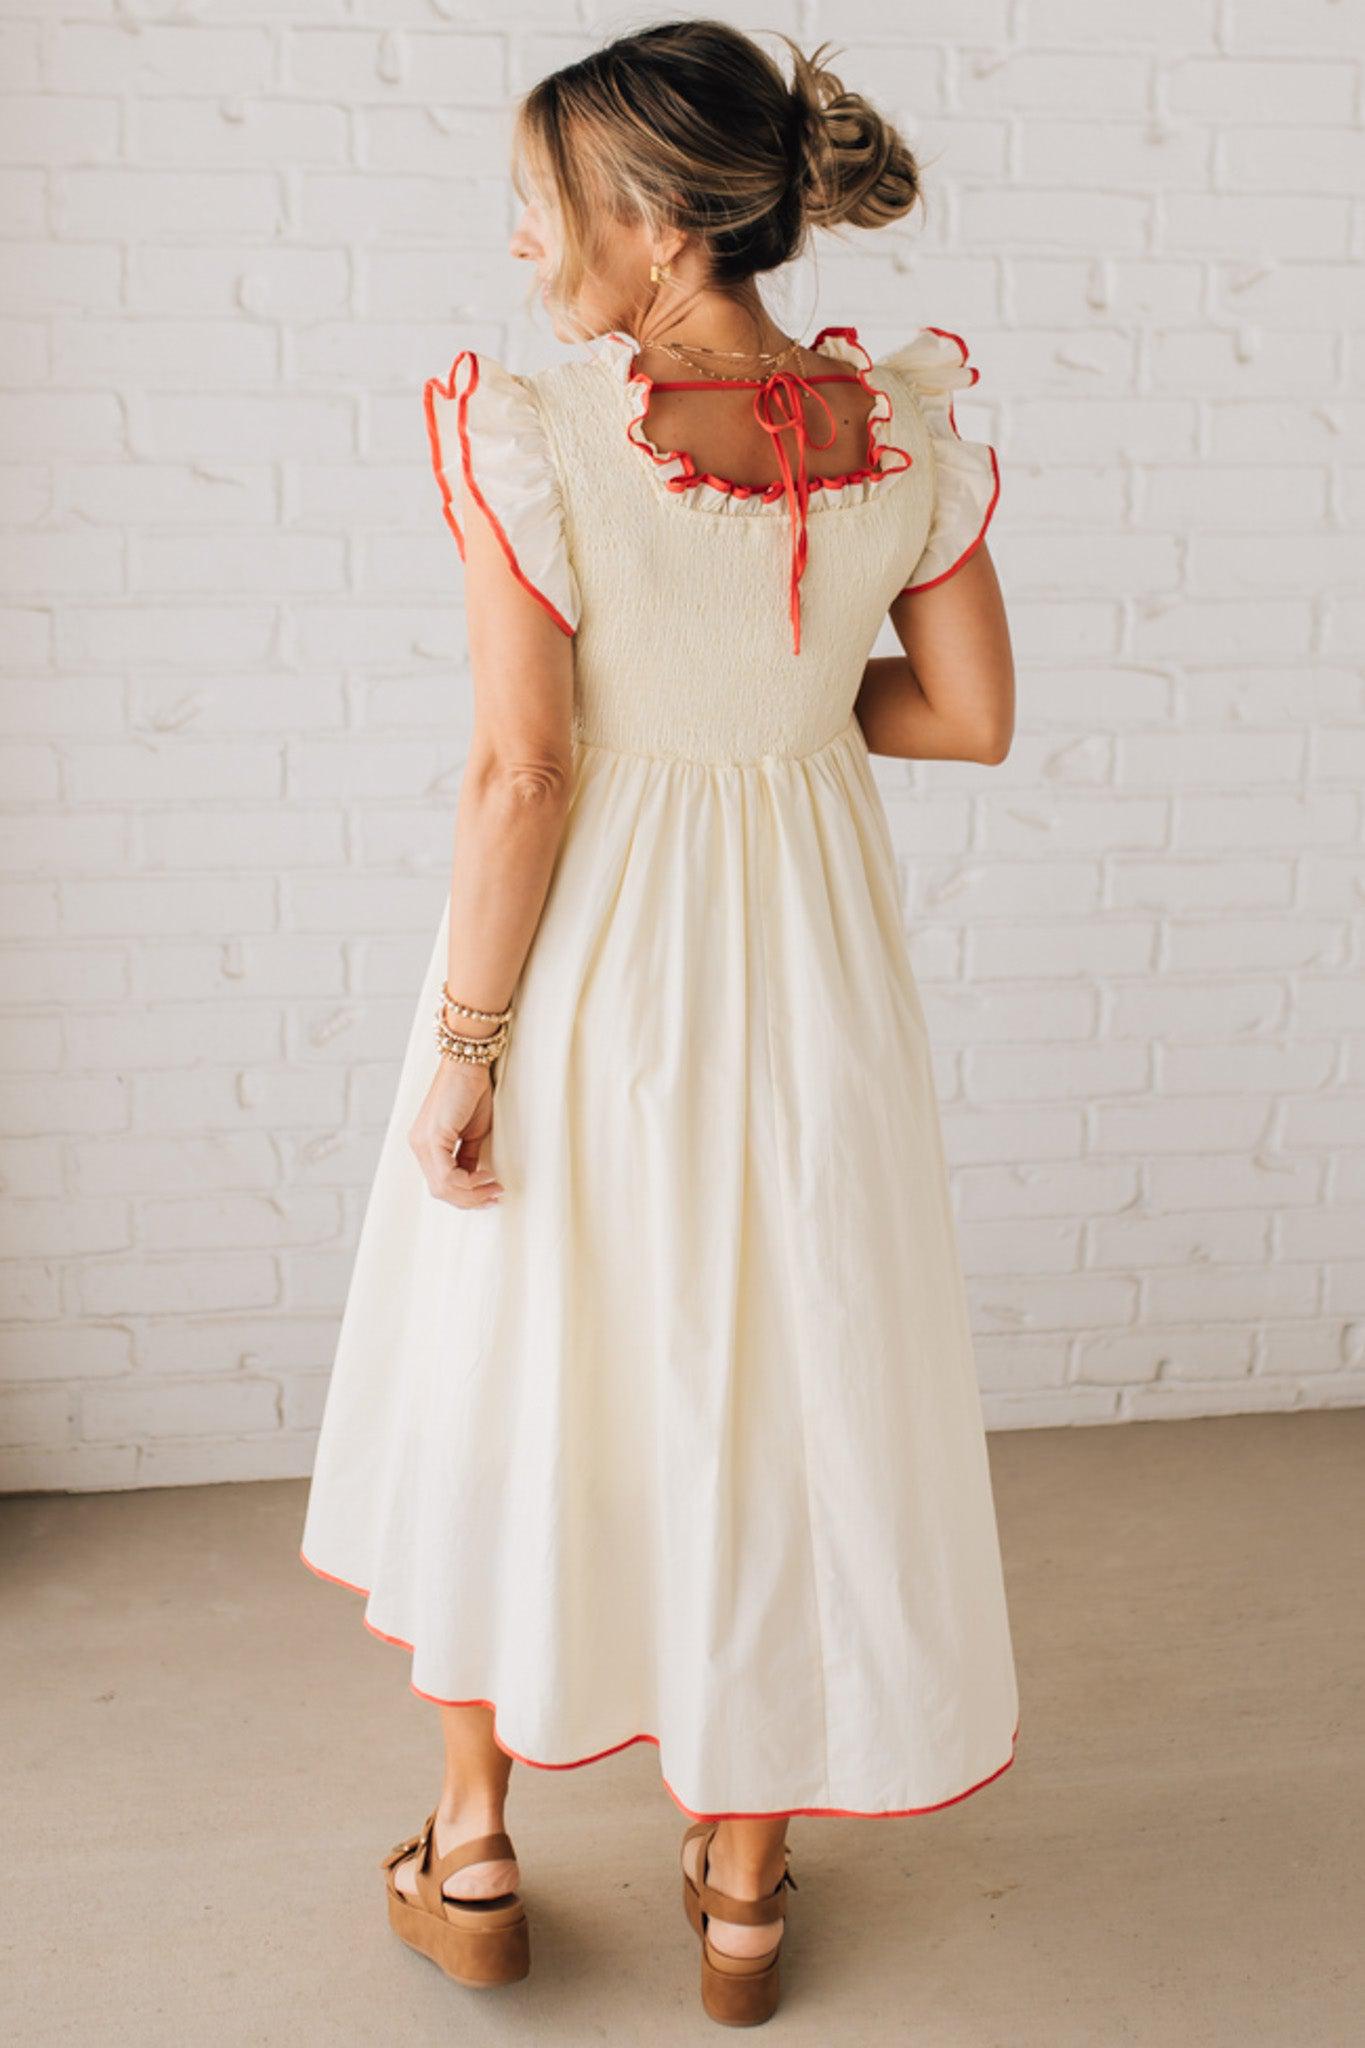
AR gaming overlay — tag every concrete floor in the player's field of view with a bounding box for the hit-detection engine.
[2,1410,1361,2047]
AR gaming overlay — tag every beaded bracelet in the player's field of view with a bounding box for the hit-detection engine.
[435,980,513,1065]
[440,981,514,1026]
[434,1003,510,1066]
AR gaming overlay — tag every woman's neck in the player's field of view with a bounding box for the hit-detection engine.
[635,288,789,365]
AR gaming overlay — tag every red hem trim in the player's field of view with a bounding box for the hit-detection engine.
[299,1545,1020,1824]
[421,349,576,638]
[897,326,1001,597]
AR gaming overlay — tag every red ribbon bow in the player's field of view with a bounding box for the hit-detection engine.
[751,369,840,657]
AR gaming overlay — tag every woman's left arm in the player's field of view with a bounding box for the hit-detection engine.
[855,545,1015,764]
[408,465,576,1210]
[442,469,577,1014]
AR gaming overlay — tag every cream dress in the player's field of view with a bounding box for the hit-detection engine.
[300,321,1019,1822]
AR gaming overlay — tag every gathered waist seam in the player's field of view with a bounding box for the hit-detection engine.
[571,714,859,771]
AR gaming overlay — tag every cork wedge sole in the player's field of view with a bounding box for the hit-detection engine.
[379,1812,530,1989]
[681,1820,798,2027]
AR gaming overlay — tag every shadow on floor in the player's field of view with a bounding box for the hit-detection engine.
[2,1409,1361,2046]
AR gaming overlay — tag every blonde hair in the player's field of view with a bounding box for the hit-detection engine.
[513,18,922,335]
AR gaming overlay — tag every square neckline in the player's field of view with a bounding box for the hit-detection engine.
[582,325,923,655]
[586,324,917,514]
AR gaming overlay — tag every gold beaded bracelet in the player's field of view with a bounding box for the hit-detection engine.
[435,981,514,1066]
[435,1022,506,1057]
[434,1003,510,1066]
[440,981,514,1025]
[435,1033,506,1066]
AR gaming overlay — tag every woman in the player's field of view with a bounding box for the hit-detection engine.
[300,18,1018,2028]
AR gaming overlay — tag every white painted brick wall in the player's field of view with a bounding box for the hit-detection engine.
[2,1,1363,1491]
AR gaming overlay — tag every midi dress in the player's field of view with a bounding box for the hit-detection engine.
[300,320,1020,1823]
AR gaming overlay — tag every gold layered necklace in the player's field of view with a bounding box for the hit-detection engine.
[649,330,805,381]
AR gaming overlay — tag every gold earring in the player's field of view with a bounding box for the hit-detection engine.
[649,259,673,285]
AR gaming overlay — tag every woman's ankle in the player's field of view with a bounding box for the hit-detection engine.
[706,1825,788,1899]
[434,1794,508,1838]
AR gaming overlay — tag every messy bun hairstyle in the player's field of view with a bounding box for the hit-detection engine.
[513,17,922,329]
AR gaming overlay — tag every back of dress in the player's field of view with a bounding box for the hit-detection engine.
[301,316,1019,1820]
[424,324,998,764]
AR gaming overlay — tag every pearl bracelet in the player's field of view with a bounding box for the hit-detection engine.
[440,981,514,1025]
[434,1003,510,1065]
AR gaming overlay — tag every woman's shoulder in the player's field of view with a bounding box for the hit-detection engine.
[808,323,990,461]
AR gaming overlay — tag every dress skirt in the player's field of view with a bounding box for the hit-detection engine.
[300,714,1019,1820]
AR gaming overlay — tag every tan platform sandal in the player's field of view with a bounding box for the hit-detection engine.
[681,1820,798,2027]
[379,1810,530,1988]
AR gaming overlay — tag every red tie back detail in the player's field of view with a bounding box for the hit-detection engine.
[650,369,852,656]
[753,369,838,657]
[638,325,913,655]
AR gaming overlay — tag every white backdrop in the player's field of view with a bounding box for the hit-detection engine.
[2,0,1363,1491]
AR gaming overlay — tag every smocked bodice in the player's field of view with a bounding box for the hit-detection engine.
[529,340,935,763]
[422,323,1000,767]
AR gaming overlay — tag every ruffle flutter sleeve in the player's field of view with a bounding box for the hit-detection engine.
[884,327,1000,595]
[421,349,580,637]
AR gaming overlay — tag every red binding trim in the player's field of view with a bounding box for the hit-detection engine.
[300,1545,1019,1823]
[809,323,917,484]
[897,325,1000,596]
[422,349,576,638]
[618,323,915,657]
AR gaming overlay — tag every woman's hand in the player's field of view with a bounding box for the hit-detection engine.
[408,1057,505,1209]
